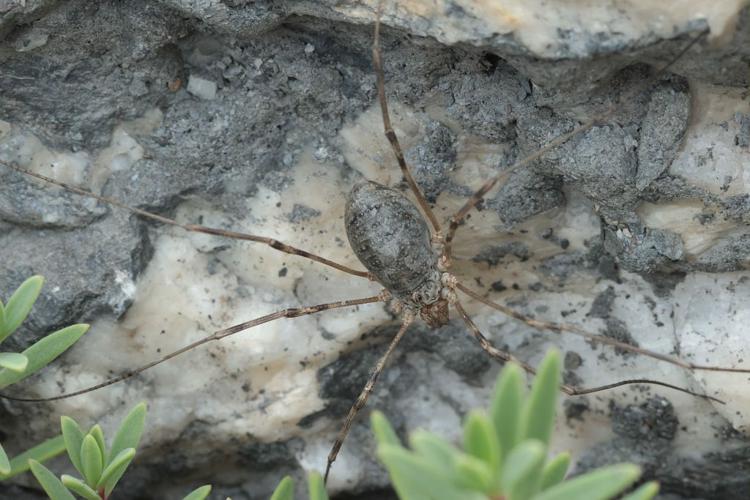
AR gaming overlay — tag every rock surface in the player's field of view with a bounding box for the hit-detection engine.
[1,1,750,499]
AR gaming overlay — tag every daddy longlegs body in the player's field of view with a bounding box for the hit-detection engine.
[1,4,749,496]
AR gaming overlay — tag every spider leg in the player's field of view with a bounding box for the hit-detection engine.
[0,293,386,403]
[441,29,708,264]
[0,160,373,280]
[325,310,414,483]
[456,282,750,374]
[452,298,723,404]
[371,5,441,235]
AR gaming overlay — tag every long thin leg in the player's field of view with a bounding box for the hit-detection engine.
[325,311,414,483]
[456,282,750,374]
[372,7,442,235]
[0,160,373,280]
[441,29,709,264]
[452,300,722,404]
[0,293,387,403]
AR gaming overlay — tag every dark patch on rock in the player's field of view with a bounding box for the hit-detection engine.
[539,251,589,281]
[587,287,638,354]
[636,76,691,190]
[564,350,583,370]
[658,445,750,500]
[313,320,492,427]
[602,223,684,273]
[735,112,750,148]
[564,399,589,422]
[286,203,321,222]
[576,396,678,484]
[602,318,639,356]
[402,321,493,381]
[441,56,531,142]
[333,487,398,500]
[487,168,565,229]
[611,396,678,443]
[0,211,150,351]
[588,286,616,319]
[404,120,458,203]
[693,233,750,272]
[0,484,45,500]
[722,194,750,223]
[237,439,301,471]
[577,397,750,498]
[317,336,390,417]
[0,158,108,229]
[642,271,687,297]
[472,241,530,266]
[595,254,621,283]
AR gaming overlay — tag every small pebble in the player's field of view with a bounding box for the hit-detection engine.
[187,76,217,100]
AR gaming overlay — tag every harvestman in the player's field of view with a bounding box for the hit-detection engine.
[1,8,748,485]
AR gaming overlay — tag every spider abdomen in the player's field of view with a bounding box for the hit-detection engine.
[345,181,441,306]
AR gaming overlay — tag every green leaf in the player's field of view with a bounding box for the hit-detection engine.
[88,425,106,465]
[1,275,44,342]
[491,362,524,462]
[463,411,501,473]
[409,431,458,473]
[107,402,146,463]
[97,448,135,492]
[308,472,329,500]
[270,476,294,500]
[61,416,85,476]
[183,485,212,500]
[0,352,28,372]
[0,443,10,476]
[61,475,100,500]
[0,324,89,389]
[371,411,401,447]
[540,452,570,490]
[535,464,641,500]
[500,440,545,500]
[454,453,493,493]
[80,435,103,487]
[520,350,560,446]
[0,300,5,330]
[2,435,67,479]
[621,481,659,500]
[28,459,76,500]
[378,444,480,500]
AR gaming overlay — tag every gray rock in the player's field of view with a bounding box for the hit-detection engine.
[636,77,691,190]
[1,2,750,499]
[186,75,218,100]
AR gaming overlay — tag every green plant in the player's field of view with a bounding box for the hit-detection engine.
[0,275,90,478]
[270,472,328,500]
[28,402,211,500]
[272,350,658,500]
[372,350,658,500]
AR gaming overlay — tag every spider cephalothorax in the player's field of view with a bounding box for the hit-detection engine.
[344,180,451,327]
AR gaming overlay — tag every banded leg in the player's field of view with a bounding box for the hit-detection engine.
[0,293,387,403]
[0,160,373,280]
[325,311,414,482]
[372,7,441,234]
[452,299,722,404]
[441,30,708,264]
[456,282,750,375]
[442,119,596,262]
